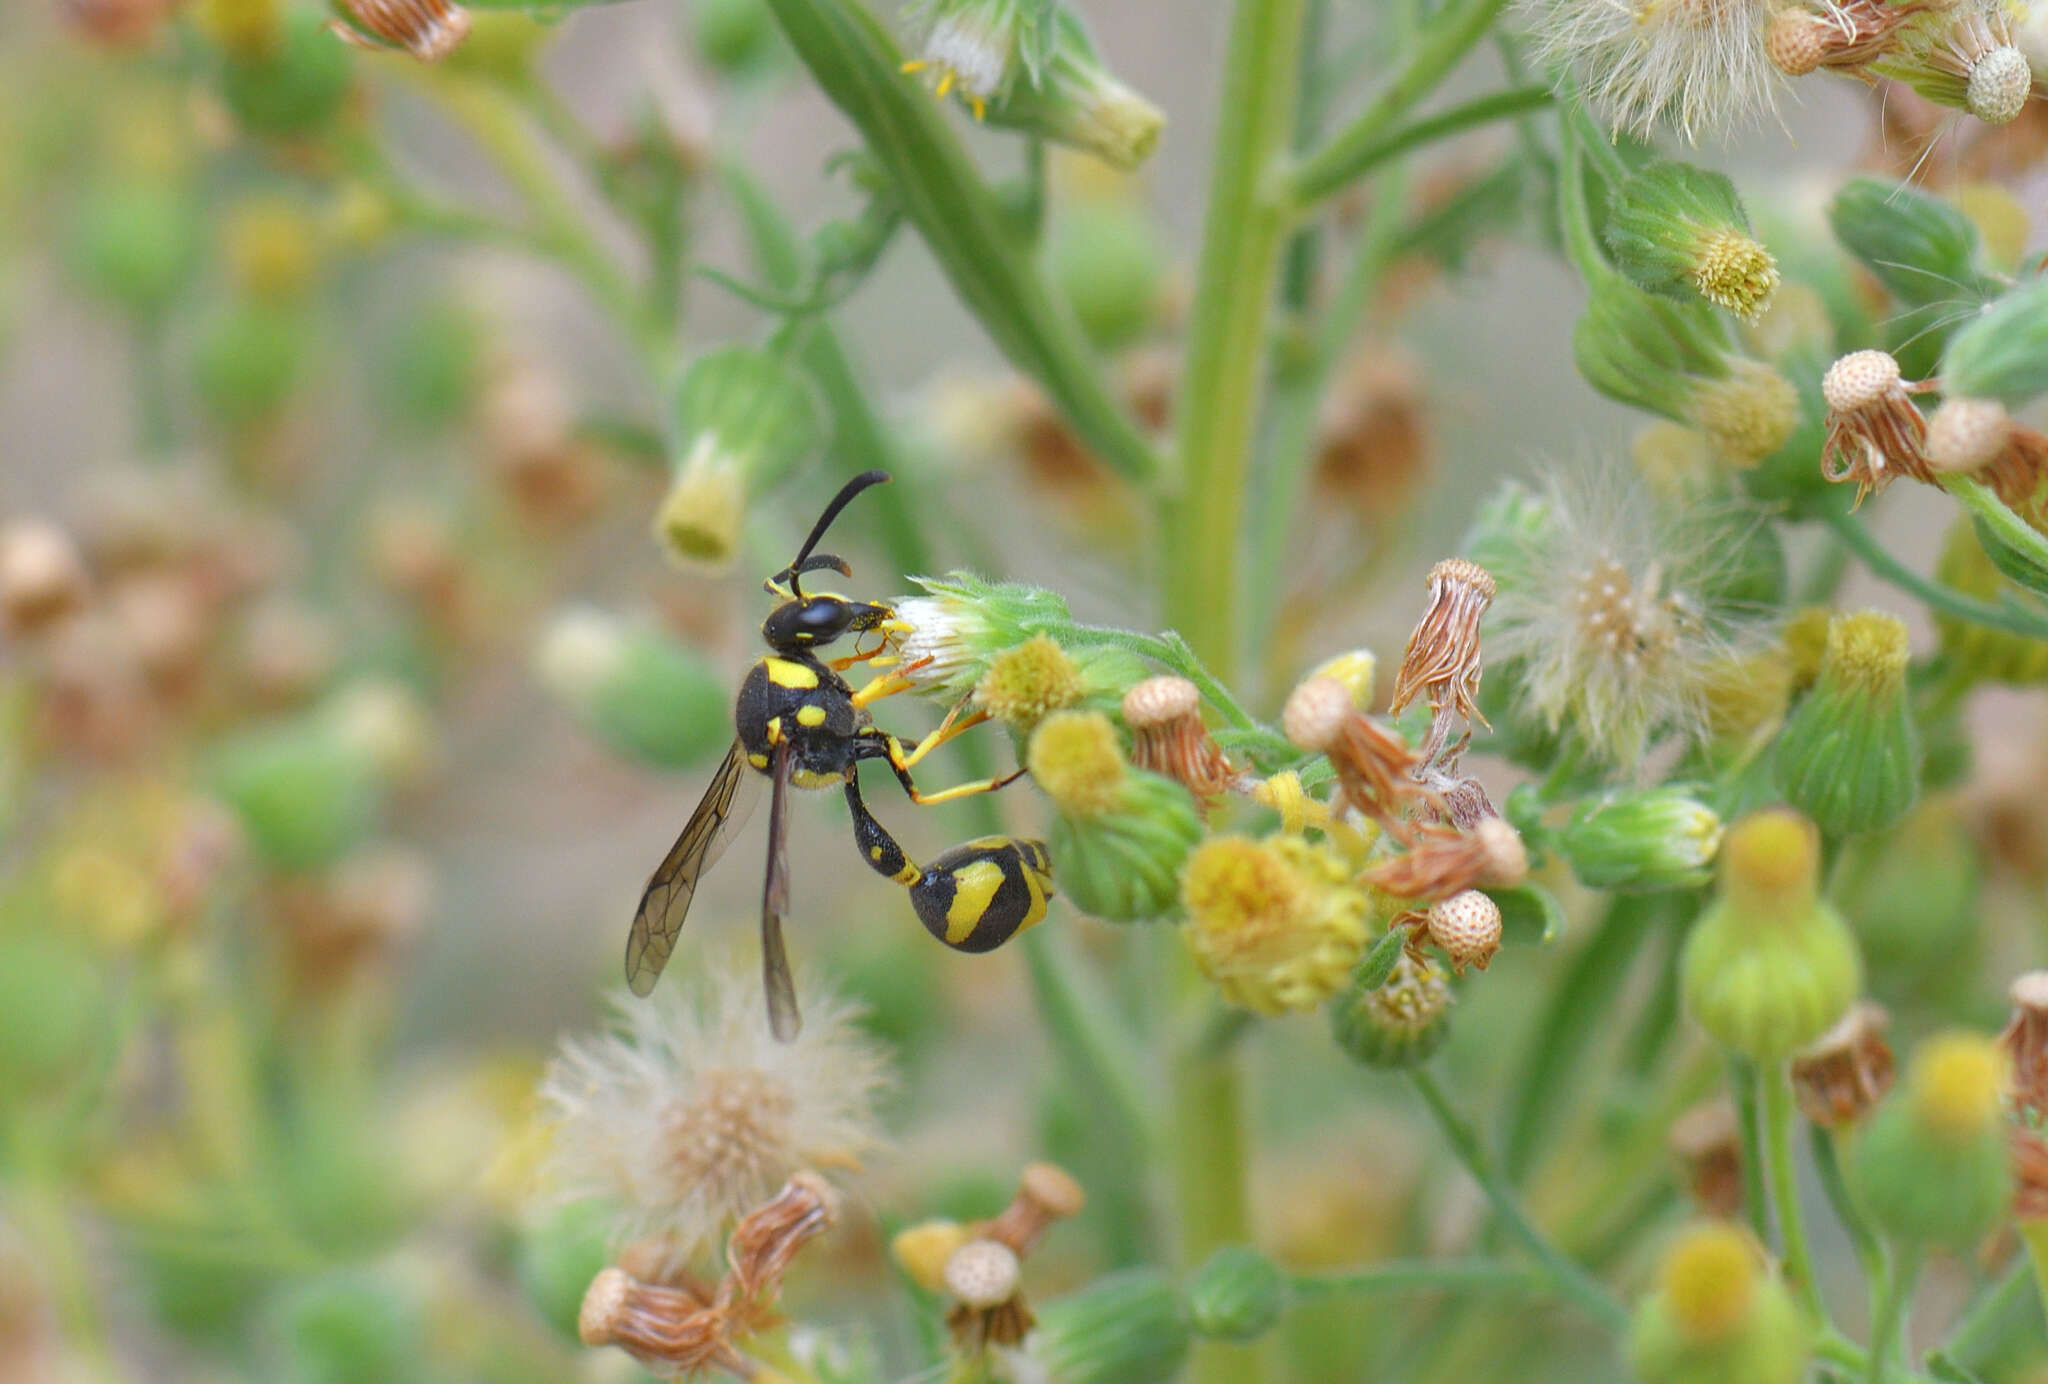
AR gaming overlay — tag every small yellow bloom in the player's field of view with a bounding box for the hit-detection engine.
[1181,835,1369,1015]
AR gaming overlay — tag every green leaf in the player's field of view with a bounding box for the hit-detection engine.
[1354,926,1410,992]
[1487,883,1565,948]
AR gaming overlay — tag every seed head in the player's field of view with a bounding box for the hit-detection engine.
[1820,351,1935,504]
[1790,1002,1895,1128]
[334,0,472,60]
[1424,889,1503,975]
[1669,1100,1745,1219]
[1925,397,2014,474]
[1389,558,1495,752]
[2001,970,2048,1117]
[945,1239,1022,1309]
[1365,817,1527,902]
[1966,44,2033,124]
[1523,0,1786,141]
[1123,675,1238,798]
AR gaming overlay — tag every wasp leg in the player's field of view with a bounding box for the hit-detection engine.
[850,656,934,709]
[890,700,995,771]
[844,775,923,888]
[858,728,1026,805]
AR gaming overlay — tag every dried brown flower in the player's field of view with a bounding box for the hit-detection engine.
[1314,349,1431,513]
[943,1238,1034,1350]
[2013,1124,2048,1221]
[1820,350,1937,505]
[1123,676,1239,799]
[0,520,90,639]
[2002,971,2048,1117]
[1390,558,1495,764]
[1364,817,1527,902]
[979,1161,1087,1257]
[1282,676,1438,842]
[333,0,471,60]
[1669,1100,1744,1219]
[578,1173,839,1378]
[1790,1001,1894,1128]
[1766,0,1922,78]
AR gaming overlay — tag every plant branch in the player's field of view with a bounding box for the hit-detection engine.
[1760,1065,1824,1320]
[1288,84,1551,209]
[1823,508,2048,641]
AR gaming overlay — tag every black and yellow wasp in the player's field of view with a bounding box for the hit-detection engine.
[626,470,1055,1041]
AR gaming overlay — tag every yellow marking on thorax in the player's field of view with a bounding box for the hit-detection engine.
[792,768,844,789]
[766,717,782,744]
[944,858,1010,946]
[764,657,820,689]
[796,704,828,728]
[748,752,769,770]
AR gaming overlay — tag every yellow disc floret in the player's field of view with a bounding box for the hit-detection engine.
[1181,835,1370,1015]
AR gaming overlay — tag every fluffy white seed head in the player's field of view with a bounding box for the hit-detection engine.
[1522,0,1786,142]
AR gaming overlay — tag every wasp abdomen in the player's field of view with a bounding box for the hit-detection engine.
[909,837,1055,953]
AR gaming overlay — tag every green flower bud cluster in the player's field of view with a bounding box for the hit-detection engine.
[1028,710,1201,922]
[534,606,731,771]
[1557,785,1723,893]
[657,345,823,572]
[1850,1032,2013,1250]
[1680,808,1861,1062]
[1773,610,1918,838]
[1024,1267,1191,1384]
[66,175,202,321]
[1603,161,1779,321]
[1328,949,1451,1069]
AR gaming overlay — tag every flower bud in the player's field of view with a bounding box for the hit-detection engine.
[1027,710,1200,921]
[192,298,308,429]
[893,1218,973,1293]
[1832,798,1982,998]
[1772,610,1918,837]
[1603,161,1778,320]
[1329,950,1451,1069]
[1558,786,1723,892]
[1306,648,1377,710]
[1627,1223,1811,1384]
[1680,808,1862,1062]
[217,3,355,138]
[1941,274,2048,410]
[692,0,778,74]
[1048,198,1165,352]
[373,300,481,436]
[1182,834,1371,1015]
[209,717,380,873]
[223,194,320,302]
[534,606,730,770]
[1185,1246,1288,1343]
[273,1269,425,1384]
[0,519,90,638]
[1573,274,1733,426]
[1021,1268,1191,1384]
[516,1200,613,1342]
[656,346,822,572]
[1849,1032,2013,1250]
[1933,517,2048,685]
[977,635,1144,733]
[66,174,201,320]
[1828,178,1994,312]
[888,571,1072,700]
[979,10,1164,170]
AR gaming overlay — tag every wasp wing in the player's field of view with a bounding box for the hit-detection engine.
[626,740,759,997]
[760,739,801,1042]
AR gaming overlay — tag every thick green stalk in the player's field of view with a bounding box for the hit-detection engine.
[1284,0,1515,209]
[1407,1068,1629,1332]
[1165,0,1306,669]
[1761,1066,1824,1320]
[1812,1124,1886,1323]
[1867,1248,1924,1384]
[1930,1255,2032,1378]
[763,0,1159,483]
[1290,1260,1544,1301]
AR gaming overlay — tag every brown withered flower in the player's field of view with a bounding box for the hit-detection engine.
[891,1163,1085,1356]
[944,1239,1032,1351]
[1766,1,1922,78]
[1364,817,1527,902]
[1820,350,1938,505]
[1669,1099,1745,1219]
[1314,348,1431,514]
[579,1173,839,1378]
[1927,405,2048,533]
[0,519,90,639]
[1282,676,1438,842]
[1390,558,1495,764]
[1124,675,1240,799]
[332,0,471,60]
[1789,1002,1895,1128]
[2001,971,2048,1117]
[2013,1124,2048,1221]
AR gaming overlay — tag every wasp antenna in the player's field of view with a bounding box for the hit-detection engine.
[792,471,891,576]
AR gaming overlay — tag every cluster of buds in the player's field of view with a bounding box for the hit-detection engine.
[579,1173,839,1378]
[892,1162,1086,1354]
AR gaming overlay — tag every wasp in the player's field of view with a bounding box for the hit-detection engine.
[626,470,1055,1040]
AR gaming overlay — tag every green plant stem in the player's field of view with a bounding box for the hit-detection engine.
[1166,0,1306,674]
[1287,84,1551,208]
[1289,1260,1545,1301]
[1247,164,1410,658]
[1931,1255,2032,1376]
[1283,0,1513,209]
[1816,1330,1941,1384]
[1555,110,1608,285]
[1562,98,1631,185]
[1406,1067,1629,1332]
[1728,1054,1774,1245]
[1760,1065,1824,1320]
[1867,1248,1924,1384]
[1813,1124,1886,1319]
[1823,508,2048,641]
[1948,475,2048,576]
[2022,1222,2048,1346]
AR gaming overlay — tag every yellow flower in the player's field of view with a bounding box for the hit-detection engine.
[1181,835,1369,1015]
